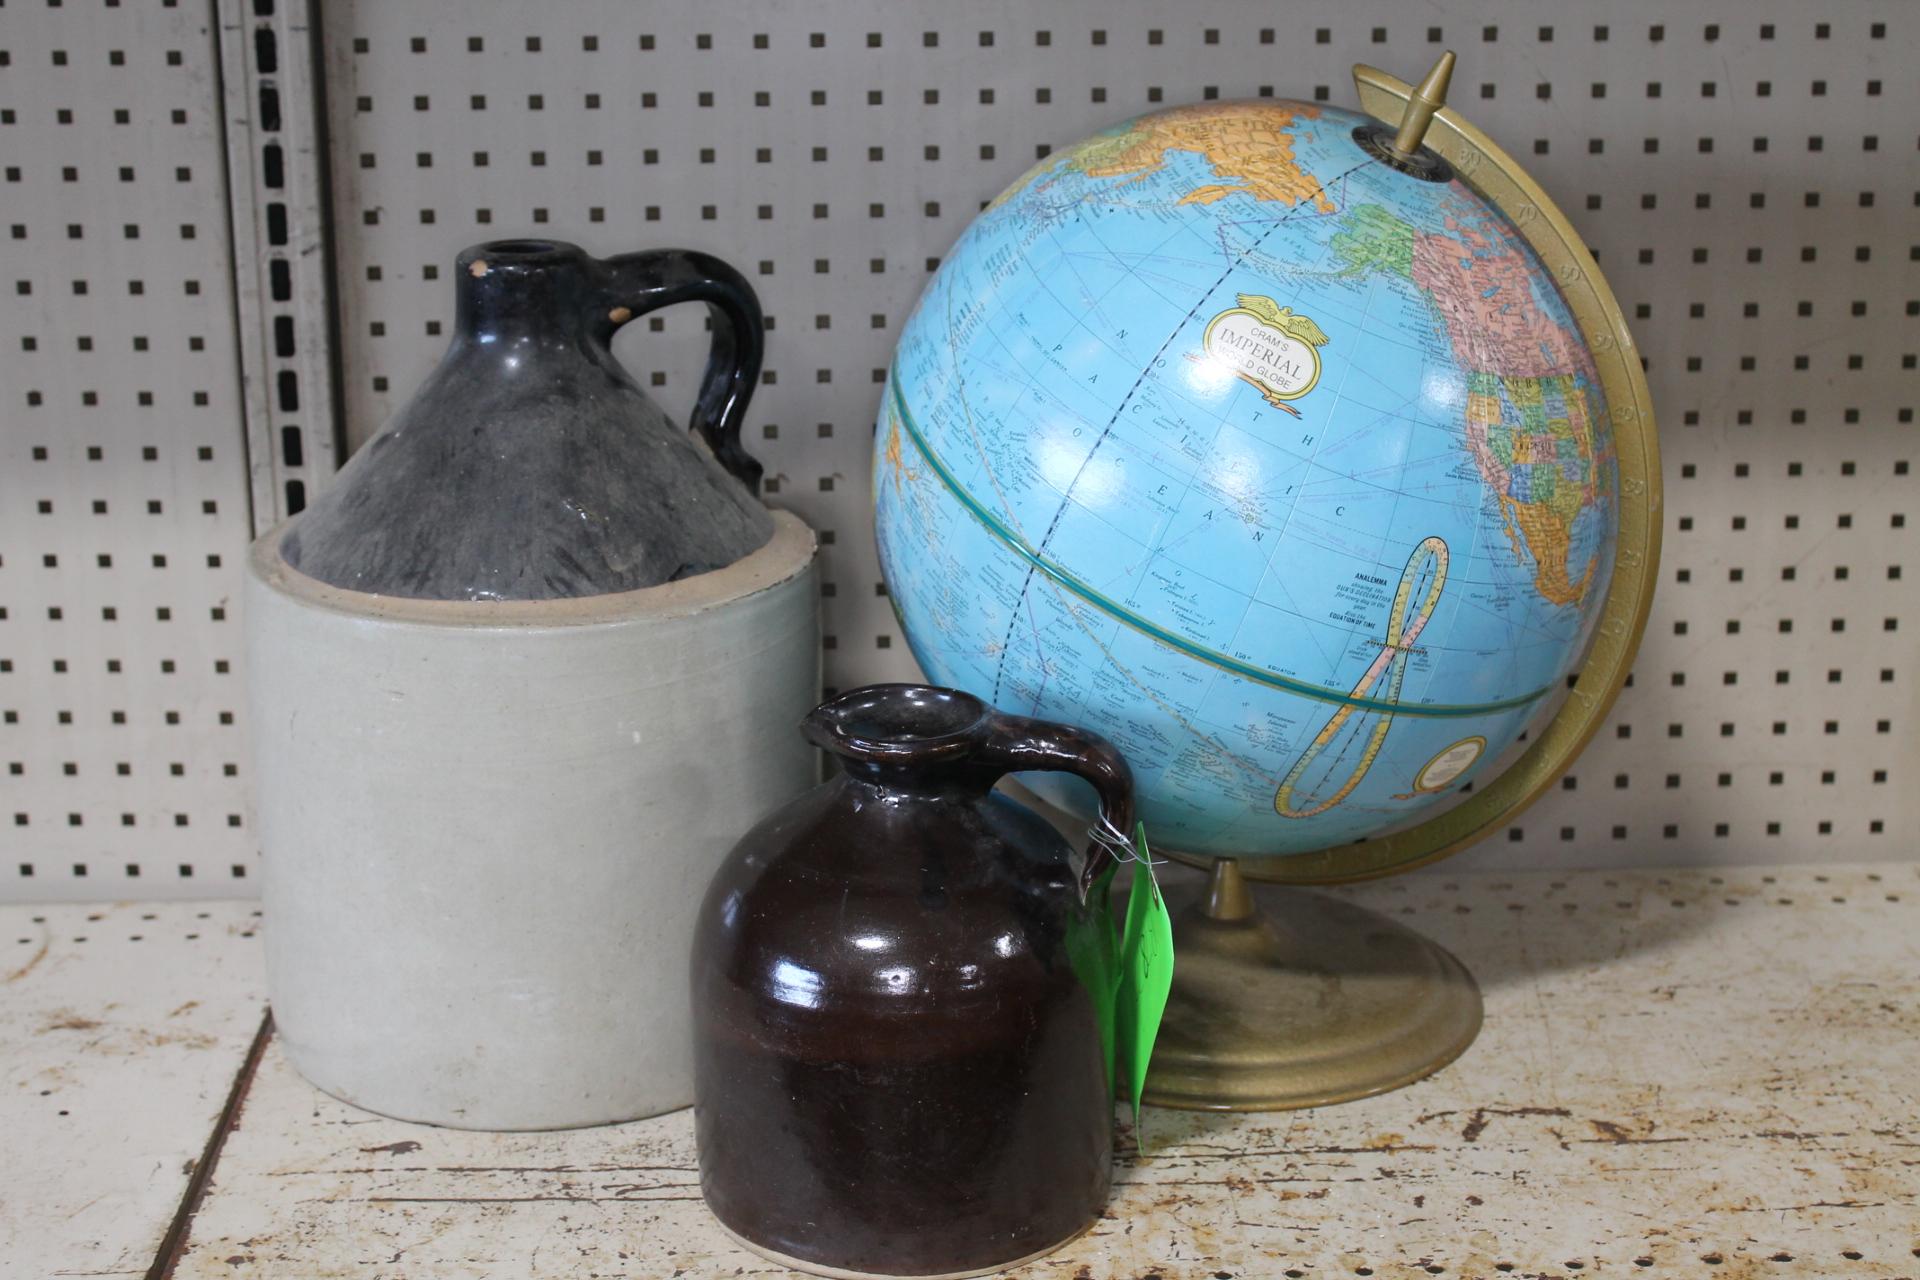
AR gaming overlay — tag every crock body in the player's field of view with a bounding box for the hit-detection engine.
[248,513,819,1129]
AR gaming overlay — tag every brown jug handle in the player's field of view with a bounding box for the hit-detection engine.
[596,248,766,493]
[973,712,1137,901]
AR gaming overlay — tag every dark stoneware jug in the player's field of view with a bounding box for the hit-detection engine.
[282,239,772,600]
[691,683,1137,1279]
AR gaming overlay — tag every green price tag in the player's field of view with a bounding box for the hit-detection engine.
[1116,822,1174,1138]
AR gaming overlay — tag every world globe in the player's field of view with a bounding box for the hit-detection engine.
[874,93,1626,864]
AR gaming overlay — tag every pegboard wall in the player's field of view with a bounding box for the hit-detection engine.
[1,0,259,901]
[3,0,1915,901]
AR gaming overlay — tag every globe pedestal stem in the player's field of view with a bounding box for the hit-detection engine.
[1142,858,1483,1111]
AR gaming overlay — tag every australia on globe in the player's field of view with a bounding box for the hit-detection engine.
[874,99,1619,859]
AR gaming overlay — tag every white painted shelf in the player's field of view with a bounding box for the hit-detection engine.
[1,900,266,1279]
[5,862,1917,1279]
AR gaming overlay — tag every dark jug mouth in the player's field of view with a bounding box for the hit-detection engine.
[802,684,989,764]
[459,238,584,268]
[452,240,595,335]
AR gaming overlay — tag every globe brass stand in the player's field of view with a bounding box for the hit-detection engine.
[1137,54,1662,1111]
[1143,860,1480,1110]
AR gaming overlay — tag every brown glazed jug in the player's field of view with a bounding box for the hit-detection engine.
[691,683,1137,1279]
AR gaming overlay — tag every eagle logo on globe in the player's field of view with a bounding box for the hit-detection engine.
[1198,294,1330,415]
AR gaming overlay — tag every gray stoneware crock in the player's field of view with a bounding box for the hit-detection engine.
[245,239,820,1130]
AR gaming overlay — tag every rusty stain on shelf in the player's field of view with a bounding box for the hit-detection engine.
[39,1010,103,1033]
[5,938,50,984]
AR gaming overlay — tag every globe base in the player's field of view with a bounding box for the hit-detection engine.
[1143,860,1482,1112]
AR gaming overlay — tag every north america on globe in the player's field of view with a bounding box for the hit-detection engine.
[874,100,1619,859]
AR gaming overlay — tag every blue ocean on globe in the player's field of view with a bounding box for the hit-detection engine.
[873,100,1618,860]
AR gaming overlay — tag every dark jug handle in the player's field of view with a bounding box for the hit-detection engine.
[596,249,766,493]
[973,712,1137,902]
